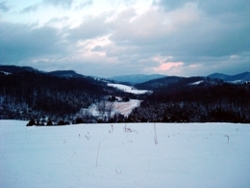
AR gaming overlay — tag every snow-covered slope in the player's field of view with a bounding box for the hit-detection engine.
[82,99,142,117]
[1,120,250,188]
[189,80,204,85]
[112,100,141,116]
[107,83,151,94]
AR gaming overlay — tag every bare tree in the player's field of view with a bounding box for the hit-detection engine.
[97,100,107,120]
[106,101,115,121]
[82,109,93,123]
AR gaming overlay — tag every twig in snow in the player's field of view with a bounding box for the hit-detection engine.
[69,152,76,162]
[124,124,138,134]
[115,169,121,175]
[225,135,230,144]
[96,141,102,167]
[124,124,132,132]
[109,124,114,133]
[154,123,158,145]
[85,132,91,140]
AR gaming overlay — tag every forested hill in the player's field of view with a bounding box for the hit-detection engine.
[0,66,114,120]
[129,80,250,123]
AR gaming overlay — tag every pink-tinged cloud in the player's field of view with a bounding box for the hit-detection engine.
[153,62,184,72]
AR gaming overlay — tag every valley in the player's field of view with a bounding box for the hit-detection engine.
[0,65,250,124]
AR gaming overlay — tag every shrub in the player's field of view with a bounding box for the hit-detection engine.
[46,119,53,126]
[74,117,84,124]
[27,119,35,126]
[57,120,67,126]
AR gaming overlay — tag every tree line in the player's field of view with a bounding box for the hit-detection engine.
[128,81,250,123]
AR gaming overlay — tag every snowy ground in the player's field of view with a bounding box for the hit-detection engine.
[107,83,151,94]
[112,100,141,116]
[1,120,250,188]
[83,99,141,117]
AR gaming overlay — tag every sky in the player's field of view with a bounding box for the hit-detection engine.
[0,0,249,77]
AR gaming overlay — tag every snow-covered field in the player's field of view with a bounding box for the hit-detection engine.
[107,83,151,94]
[111,100,141,117]
[1,120,250,188]
[83,99,142,118]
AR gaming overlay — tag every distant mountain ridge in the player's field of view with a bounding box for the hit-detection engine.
[109,72,250,85]
[108,74,166,84]
[0,65,249,84]
[208,72,250,83]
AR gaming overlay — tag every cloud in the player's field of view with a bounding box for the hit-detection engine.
[111,3,249,57]
[43,0,73,9]
[108,3,249,75]
[0,22,68,64]
[0,1,10,12]
[109,5,201,46]
[64,2,248,76]
[75,0,93,10]
[158,0,193,10]
[68,13,112,41]
[45,17,70,27]
[108,0,136,7]
[124,0,136,6]
[153,62,184,72]
[198,0,249,16]
[20,4,40,13]
[150,55,184,73]
[0,0,249,77]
